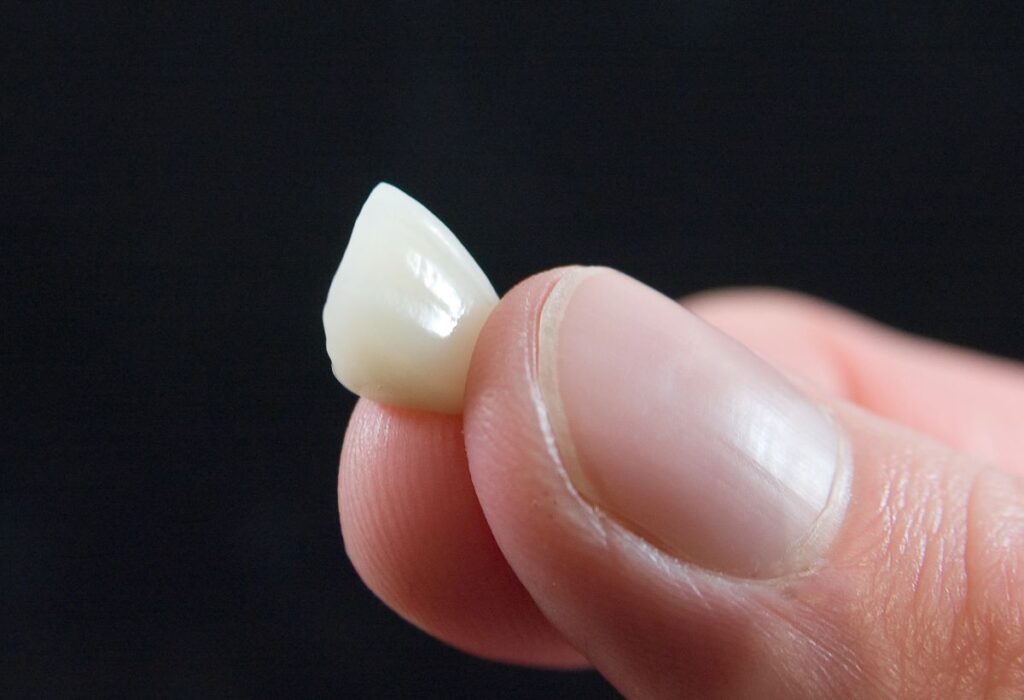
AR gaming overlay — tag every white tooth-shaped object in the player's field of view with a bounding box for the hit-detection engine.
[323,183,499,414]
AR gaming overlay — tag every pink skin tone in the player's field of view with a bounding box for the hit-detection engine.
[339,267,1024,698]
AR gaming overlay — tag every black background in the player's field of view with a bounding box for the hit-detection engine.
[5,4,1023,697]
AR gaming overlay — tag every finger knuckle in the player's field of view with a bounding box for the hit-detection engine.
[963,468,1024,696]
[859,450,1024,696]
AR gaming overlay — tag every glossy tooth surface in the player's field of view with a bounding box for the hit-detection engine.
[323,183,498,413]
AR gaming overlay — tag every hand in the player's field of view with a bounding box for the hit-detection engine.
[337,267,1024,698]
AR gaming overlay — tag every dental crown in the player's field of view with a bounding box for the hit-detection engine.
[322,183,498,413]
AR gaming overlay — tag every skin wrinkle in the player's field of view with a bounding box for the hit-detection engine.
[964,469,1024,697]
[949,471,984,696]
[773,561,877,697]
[954,469,992,697]
[918,462,973,695]
[895,466,950,692]
[827,421,917,695]
[908,469,949,643]
[799,611,860,683]
[761,601,856,697]
[878,453,930,696]
[836,413,1024,697]
[598,539,767,697]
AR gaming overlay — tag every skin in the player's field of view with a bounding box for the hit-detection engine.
[338,268,1024,698]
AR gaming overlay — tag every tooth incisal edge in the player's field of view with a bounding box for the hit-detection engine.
[322,183,498,414]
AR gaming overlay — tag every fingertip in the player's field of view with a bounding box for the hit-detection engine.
[338,398,585,667]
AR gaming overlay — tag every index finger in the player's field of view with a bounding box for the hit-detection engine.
[686,288,1024,474]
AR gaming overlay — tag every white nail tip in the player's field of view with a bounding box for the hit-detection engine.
[322,183,498,414]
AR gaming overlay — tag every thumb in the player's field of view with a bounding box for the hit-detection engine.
[463,267,1024,699]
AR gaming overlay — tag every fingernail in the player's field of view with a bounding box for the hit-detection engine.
[538,269,850,578]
